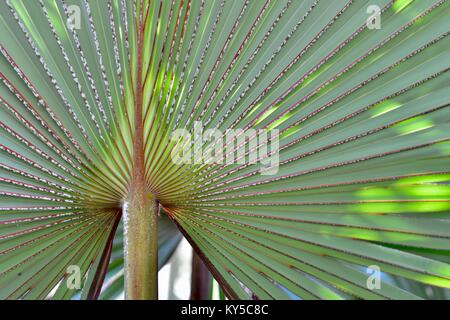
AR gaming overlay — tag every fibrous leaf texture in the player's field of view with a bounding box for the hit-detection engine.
[0,0,449,300]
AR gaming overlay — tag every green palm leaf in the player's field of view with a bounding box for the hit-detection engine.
[0,0,449,299]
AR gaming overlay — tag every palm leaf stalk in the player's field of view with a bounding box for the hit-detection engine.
[191,250,213,300]
[0,0,449,300]
[123,2,158,299]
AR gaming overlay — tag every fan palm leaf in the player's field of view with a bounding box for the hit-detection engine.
[0,0,449,299]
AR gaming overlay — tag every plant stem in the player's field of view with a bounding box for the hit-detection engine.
[124,194,159,299]
[124,9,158,299]
[191,251,212,300]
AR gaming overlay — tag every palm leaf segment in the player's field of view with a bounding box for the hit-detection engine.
[0,0,449,299]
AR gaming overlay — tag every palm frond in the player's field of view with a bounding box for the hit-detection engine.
[0,0,449,299]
